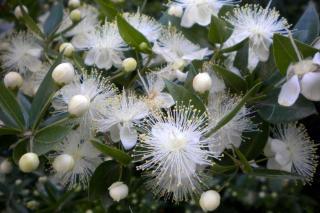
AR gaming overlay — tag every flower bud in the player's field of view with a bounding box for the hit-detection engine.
[14,5,28,18]
[26,200,39,210]
[301,71,320,101]
[4,72,23,90]
[199,190,221,212]
[59,43,75,57]
[168,5,183,17]
[19,153,40,173]
[108,181,129,202]
[52,62,75,85]
[68,94,90,117]
[70,9,81,22]
[52,154,75,173]
[0,159,13,174]
[68,0,80,9]
[193,72,212,93]
[122,58,137,72]
[139,42,149,51]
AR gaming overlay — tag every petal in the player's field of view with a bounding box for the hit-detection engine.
[193,4,212,26]
[84,49,97,66]
[175,70,188,82]
[263,139,274,157]
[120,125,138,150]
[182,48,212,61]
[278,75,301,107]
[109,124,120,142]
[266,158,283,170]
[275,151,291,167]
[72,33,92,49]
[313,52,320,65]
[96,50,112,69]
[301,72,320,101]
[181,6,196,28]
[154,93,175,108]
[24,56,42,72]
[269,139,287,154]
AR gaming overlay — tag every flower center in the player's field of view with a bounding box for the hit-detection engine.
[165,132,187,151]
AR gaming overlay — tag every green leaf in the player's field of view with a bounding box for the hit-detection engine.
[234,39,249,72]
[89,161,121,200]
[234,147,253,173]
[35,125,71,144]
[116,14,151,53]
[212,163,237,175]
[250,168,304,180]
[0,127,21,136]
[17,92,31,128]
[0,83,25,129]
[257,89,317,124]
[294,2,320,44]
[33,142,53,156]
[240,116,269,161]
[94,0,117,21]
[273,34,318,75]
[206,82,262,136]
[212,64,247,93]
[184,64,198,90]
[43,2,63,36]
[28,54,63,130]
[13,139,27,164]
[220,38,248,53]
[208,15,232,44]
[165,80,206,113]
[19,5,44,38]
[91,139,132,165]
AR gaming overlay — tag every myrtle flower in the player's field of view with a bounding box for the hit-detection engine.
[264,123,318,182]
[134,105,216,202]
[156,64,189,82]
[225,4,289,70]
[52,130,103,189]
[72,22,127,70]
[153,28,212,69]
[123,12,162,42]
[169,0,239,28]
[208,93,254,155]
[1,32,42,74]
[95,91,149,150]
[139,73,175,110]
[52,71,117,132]
[278,53,320,106]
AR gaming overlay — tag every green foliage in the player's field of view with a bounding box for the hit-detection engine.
[43,1,63,37]
[208,15,233,44]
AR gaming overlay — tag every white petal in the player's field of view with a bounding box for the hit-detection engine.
[275,152,291,167]
[120,125,138,150]
[313,52,320,65]
[181,6,196,28]
[110,125,120,142]
[263,139,274,157]
[24,56,42,72]
[84,49,97,66]
[301,72,320,101]
[96,50,112,69]
[278,75,301,107]
[182,48,212,61]
[175,70,188,82]
[72,33,92,49]
[193,4,212,26]
[269,139,287,154]
[154,93,175,108]
[267,158,283,170]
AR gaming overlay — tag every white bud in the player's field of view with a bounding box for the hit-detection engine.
[68,0,80,8]
[193,72,212,93]
[52,62,75,85]
[19,153,40,173]
[14,5,28,18]
[108,181,129,202]
[0,159,13,174]
[4,72,23,90]
[199,190,221,212]
[59,43,75,57]
[168,5,183,17]
[52,154,75,173]
[68,94,90,117]
[70,9,81,22]
[301,71,320,101]
[122,58,137,72]
[26,200,39,210]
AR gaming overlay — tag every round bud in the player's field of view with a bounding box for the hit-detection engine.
[192,72,212,93]
[4,72,23,90]
[59,43,75,57]
[14,5,28,18]
[199,190,221,212]
[52,154,75,173]
[68,0,80,9]
[139,42,149,51]
[108,181,129,202]
[26,200,39,210]
[70,9,81,22]
[168,5,183,17]
[52,62,75,85]
[68,95,90,117]
[0,159,13,174]
[122,58,137,72]
[19,153,40,173]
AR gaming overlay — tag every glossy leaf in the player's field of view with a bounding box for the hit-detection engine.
[13,139,27,164]
[212,163,237,175]
[220,38,248,53]
[184,64,198,90]
[250,168,304,180]
[19,5,44,38]
[208,15,233,44]
[35,125,71,144]
[43,2,63,36]
[234,147,253,173]
[0,127,21,136]
[94,0,117,21]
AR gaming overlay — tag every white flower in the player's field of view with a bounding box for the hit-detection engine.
[52,71,117,132]
[1,32,42,74]
[264,123,318,182]
[278,53,320,107]
[134,105,215,202]
[208,93,254,155]
[52,130,103,189]
[225,4,289,70]
[153,28,212,67]
[123,12,162,42]
[170,0,239,28]
[139,73,175,110]
[156,64,189,82]
[95,91,149,150]
[72,22,127,70]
